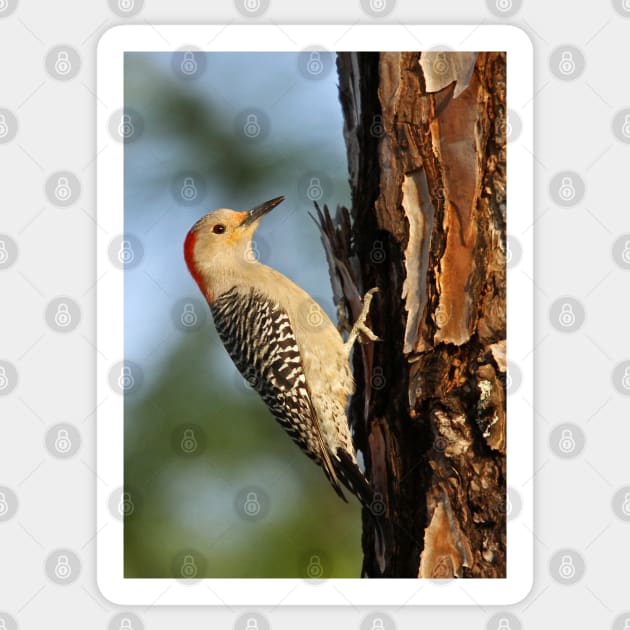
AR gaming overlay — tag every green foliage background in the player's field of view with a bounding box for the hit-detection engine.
[123,52,362,578]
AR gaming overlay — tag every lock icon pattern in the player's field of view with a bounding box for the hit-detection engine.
[244,0,261,10]
[118,240,135,264]
[370,114,384,137]
[496,618,511,630]
[181,303,198,327]
[118,366,135,390]
[558,176,575,201]
[307,554,323,578]
[558,51,575,75]
[54,554,72,579]
[558,428,575,453]
[558,554,575,579]
[180,52,198,75]
[180,554,198,578]
[622,367,630,390]
[119,491,135,516]
[118,114,135,138]
[0,491,8,516]
[621,492,630,516]
[495,0,512,11]
[371,619,385,630]
[558,303,576,328]
[306,304,323,328]
[306,177,323,201]
[621,241,630,264]
[180,428,198,453]
[0,114,8,138]
[307,52,324,75]
[433,53,449,75]
[180,176,198,200]
[244,491,261,516]
[0,366,8,390]
[245,619,259,630]
[54,51,72,76]
[243,113,261,138]
[118,618,133,630]
[371,366,385,390]
[622,114,630,139]
[54,176,72,201]
[0,240,9,264]
[369,0,386,11]
[54,429,72,454]
[370,240,385,263]
[54,302,72,328]
[244,241,260,263]
[118,0,134,10]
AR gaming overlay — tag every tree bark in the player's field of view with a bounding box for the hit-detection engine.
[319,52,507,578]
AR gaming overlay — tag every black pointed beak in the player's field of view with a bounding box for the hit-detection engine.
[241,196,285,227]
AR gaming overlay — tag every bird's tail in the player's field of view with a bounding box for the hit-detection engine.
[334,449,374,508]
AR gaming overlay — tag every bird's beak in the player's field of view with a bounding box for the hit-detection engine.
[240,196,285,227]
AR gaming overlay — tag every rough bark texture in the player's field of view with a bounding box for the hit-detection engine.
[317,52,507,578]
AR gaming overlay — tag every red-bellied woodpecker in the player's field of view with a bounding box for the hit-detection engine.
[184,196,378,506]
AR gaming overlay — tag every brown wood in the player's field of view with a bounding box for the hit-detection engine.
[318,51,507,578]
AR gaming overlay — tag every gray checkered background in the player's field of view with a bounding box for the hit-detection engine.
[1,0,629,628]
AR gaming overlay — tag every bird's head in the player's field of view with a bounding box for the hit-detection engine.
[184,195,285,300]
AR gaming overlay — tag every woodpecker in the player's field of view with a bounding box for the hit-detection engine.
[184,196,378,506]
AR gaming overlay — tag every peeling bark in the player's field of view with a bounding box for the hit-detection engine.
[318,52,507,578]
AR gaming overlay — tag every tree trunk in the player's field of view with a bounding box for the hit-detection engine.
[318,52,507,578]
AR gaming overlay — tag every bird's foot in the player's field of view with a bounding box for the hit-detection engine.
[344,288,380,354]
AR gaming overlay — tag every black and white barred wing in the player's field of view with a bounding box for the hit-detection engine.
[211,287,347,501]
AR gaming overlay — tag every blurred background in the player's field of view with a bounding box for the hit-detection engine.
[122,50,363,578]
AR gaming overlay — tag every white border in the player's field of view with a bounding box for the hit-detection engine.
[97,24,533,606]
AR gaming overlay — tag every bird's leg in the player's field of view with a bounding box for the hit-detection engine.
[344,288,380,355]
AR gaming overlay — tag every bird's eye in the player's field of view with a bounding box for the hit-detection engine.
[213,224,226,234]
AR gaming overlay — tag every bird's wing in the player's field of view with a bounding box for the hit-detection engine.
[211,287,347,501]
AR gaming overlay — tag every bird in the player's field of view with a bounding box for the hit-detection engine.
[183,195,379,506]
